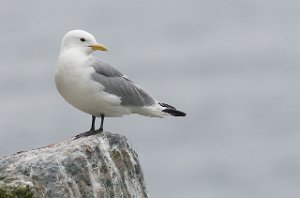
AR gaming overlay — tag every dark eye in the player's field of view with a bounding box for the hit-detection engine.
[80,38,86,42]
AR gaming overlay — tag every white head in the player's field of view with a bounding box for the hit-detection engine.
[60,30,108,55]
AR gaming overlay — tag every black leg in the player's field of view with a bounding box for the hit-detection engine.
[99,114,105,132]
[90,116,96,131]
[74,115,102,139]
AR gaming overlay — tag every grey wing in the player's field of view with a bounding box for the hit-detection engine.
[91,57,123,77]
[90,58,156,106]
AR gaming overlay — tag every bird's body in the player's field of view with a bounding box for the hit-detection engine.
[55,30,185,137]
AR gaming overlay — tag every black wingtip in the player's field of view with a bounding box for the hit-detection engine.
[159,102,186,116]
[162,108,186,116]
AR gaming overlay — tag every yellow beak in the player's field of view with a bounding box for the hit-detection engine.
[90,43,108,51]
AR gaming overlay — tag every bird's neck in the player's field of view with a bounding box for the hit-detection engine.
[59,48,91,62]
[57,49,93,71]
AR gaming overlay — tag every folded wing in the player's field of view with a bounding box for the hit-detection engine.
[90,58,156,107]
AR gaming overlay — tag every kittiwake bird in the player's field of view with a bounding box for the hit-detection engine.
[55,30,186,138]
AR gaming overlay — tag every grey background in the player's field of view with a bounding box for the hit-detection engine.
[1,0,300,197]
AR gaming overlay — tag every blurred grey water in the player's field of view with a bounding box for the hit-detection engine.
[1,0,300,197]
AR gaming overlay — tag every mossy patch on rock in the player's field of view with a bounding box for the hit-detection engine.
[0,182,33,198]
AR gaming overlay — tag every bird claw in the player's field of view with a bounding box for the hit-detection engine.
[74,129,103,140]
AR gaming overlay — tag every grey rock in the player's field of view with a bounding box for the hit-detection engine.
[0,132,148,198]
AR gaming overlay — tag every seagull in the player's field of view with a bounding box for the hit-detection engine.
[55,30,186,138]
